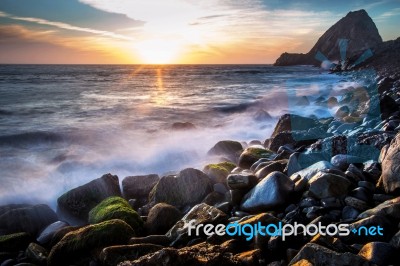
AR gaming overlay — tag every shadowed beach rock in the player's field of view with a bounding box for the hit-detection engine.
[357,196,400,220]
[203,161,236,184]
[289,243,369,266]
[57,173,121,222]
[240,171,294,212]
[270,114,320,138]
[0,204,57,237]
[122,174,159,200]
[207,140,243,162]
[149,168,212,207]
[379,133,400,194]
[0,232,32,252]
[238,147,275,169]
[100,243,164,266]
[358,242,395,265]
[308,172,352,199]
[145,203,182,235]
[48,219,134,266]
[88,196,143,230]
[166,203,227,246]
[37,221,69,245]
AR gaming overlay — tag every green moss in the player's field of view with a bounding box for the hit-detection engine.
[204,161,236,183]
[246,148,274,158]
[48,219,135,266]
[0,232,31,252]
[88,197,143,230]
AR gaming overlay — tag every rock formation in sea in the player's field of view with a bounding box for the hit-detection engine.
[274,9,382,66]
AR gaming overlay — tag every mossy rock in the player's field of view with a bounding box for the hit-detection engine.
[0,232,32,252]
[48,219,134,266]
[238,148,275,169]
[88,197,143,230]
[203,161,236,183]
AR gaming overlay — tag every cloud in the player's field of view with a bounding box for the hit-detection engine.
[0,11,134,41]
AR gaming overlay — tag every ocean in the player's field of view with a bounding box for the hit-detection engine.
[0,64,359,207]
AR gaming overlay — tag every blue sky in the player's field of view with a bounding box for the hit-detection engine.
[0,0,399,63]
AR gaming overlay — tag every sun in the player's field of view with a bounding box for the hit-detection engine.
[135,39,181,64]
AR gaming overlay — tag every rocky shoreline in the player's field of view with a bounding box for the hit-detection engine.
[1,70,400,266]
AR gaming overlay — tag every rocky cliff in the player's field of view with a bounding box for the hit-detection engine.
[274,9,382,66]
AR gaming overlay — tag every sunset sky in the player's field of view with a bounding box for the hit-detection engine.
[0,0,399,64]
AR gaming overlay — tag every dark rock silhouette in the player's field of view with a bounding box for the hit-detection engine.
[274,9,382,66]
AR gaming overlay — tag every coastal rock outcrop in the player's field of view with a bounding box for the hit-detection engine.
[274,10,382,66]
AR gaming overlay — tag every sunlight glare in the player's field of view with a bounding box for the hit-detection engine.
[135,39,181,64]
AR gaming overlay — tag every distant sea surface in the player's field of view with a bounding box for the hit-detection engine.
[0,64,358,206]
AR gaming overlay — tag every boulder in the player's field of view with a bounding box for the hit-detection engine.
[308,172,351,199]
[240,171,294,212]
[0,204,57,236]
[37,221,69,245]
[290,161,335,181]
[26,242,48,265]
[100,244,164,266]
[203,162,236,184]
[358,242,395,265]
[48,219,134,266]
[149,168,212,207]
[390,230,400,249]
[0,232,32,252]
[207,140,243,161]
[57,173,121,221]
[379,133,400,194]
[88,197,143,230]
[122,174,159,200]
[238,147,274,169]
[270,114,320,138]
[255,161,285,179]
[358,196,400,220]
[331,154,364,171]
[145,203,182,235]
[166,203,227,246]
[226,173,258,190]
[289,243,369,266]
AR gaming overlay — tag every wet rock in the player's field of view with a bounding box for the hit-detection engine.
[310,234,356,253]
[118,241,240,266]
[289,243,368,266]
[255,161,285,179]
[358,242,395,265]
[299,197,319,208]
[349,187,372,203]
[166,203,227,247]
[308,172,351,199]
[25,243,48,265]
[227,173,258,190]
[342,206,360,220]
[57,173,121,221]
[149,168,212,208]
[202,191,226,206]
[363,161,381,181]
[0,232,32,252]
[122,174,159,200]
[213,183,228,194]
[379,133,400,194]
[207,140,243,162]
[100,244,164,266]
[345,196,369,211]
[335,106,350,118]
[129,235,171,246]
[320,197,342,209]
[230,189,247,206]
[380,95,398,120]
[88,197,143,230]
[203,162,236,184]
[285,152,327,176]
[331,154,363,171]
[290,161,335,181]
[390,230,400,249]
[268,131,318,153]
[358,181,375,192]
[358,196,400,220]
[145,203,182,235]
[0,204,58,237]
[238,147,275,169]
[37,221,69,245]
[270,114,320,138]
[241,171,294,212]
[48,219,134,266]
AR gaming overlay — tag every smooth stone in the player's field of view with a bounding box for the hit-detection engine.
[345,196,369,211]
[250,158,270,172]
[240,171,294,213]
[358,196,400,220]
[207,140,243,161]
[226,174,258,190]
[203,162,236,184]
[149,168,212,207]
[57,173,121,221]
[331,154,363,171]
[145,203,182,235]
[342,206,360,220]
[299,197,319,208]
[255,161,285,179]
[202,191,226,206]
[308,172,351,199]
[25,242,48,265]
[0,232,32,252]
[229,189,247,206]
[238,147,274,169]
[122,174,159,199]
[320,197,342,209]
[213,183,228,194]
[290,161,335,181]
[270,114,320,138]
[37,221,69,245]
[349,187,372,203]
[358,181,375,192]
